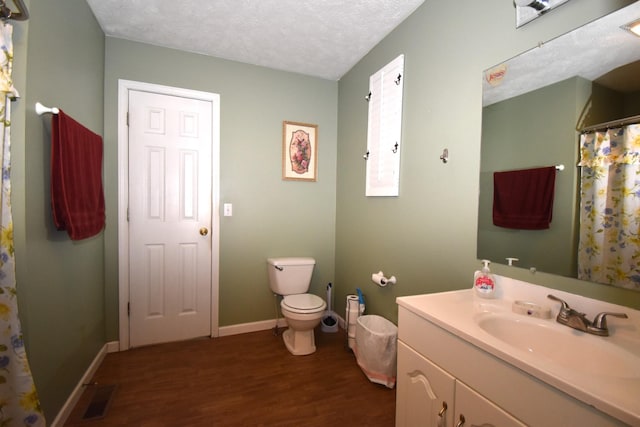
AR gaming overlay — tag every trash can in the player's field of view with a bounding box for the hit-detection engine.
[354,315,398,389]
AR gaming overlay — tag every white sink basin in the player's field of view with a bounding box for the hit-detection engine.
[396,280,640,425]
[475,313,640,379]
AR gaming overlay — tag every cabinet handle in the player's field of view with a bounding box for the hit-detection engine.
[455,414,465,427]
[438,401,448,418]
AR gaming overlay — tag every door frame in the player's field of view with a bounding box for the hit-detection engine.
[117,79,220,350]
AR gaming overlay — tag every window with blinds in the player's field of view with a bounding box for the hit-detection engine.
[365,54,404,197]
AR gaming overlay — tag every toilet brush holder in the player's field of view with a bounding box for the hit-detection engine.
[321,311,339,333]
[322,283,338,333]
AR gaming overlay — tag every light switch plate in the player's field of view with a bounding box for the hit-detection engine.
[223,203,232,217]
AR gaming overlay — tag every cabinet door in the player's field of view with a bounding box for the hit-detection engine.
[396,341,455,427]
[454,381,526,427]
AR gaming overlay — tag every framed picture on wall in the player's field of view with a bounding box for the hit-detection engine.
[282,121,318,182]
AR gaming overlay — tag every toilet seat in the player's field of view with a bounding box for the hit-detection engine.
[282,293,326,314]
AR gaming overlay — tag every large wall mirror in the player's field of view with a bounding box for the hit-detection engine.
[478,3,640,290]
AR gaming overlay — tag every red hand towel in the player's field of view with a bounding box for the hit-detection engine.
[51,110,105,240]
[493,166,556,230]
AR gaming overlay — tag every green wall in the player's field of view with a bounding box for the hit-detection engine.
[334,0,640,324]
[624,89,640,114]
[479,77,583,278]
[102,39,339,337]
[15,0,105,420]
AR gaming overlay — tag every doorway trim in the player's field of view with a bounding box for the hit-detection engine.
[117,79,220,350]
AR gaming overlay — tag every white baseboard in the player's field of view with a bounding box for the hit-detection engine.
[337,314,346,329]
[106,340,120,353]
[218,318,287,336]
[50,343,109,427]
[218,314,347,337]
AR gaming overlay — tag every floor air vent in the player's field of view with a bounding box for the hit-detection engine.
[82,384,117,420]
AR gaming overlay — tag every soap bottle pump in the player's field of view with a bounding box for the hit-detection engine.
[473,259,496,298]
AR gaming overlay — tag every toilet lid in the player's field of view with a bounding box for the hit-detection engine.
[282,294,326,313]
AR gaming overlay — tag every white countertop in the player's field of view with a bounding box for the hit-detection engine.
[396,276,640,426]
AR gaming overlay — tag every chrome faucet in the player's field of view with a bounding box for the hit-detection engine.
[547,295,628,336]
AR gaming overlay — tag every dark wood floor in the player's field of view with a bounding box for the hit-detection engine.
[64,327,396,426]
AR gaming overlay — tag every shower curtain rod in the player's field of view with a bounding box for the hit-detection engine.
[0,0,28,21]
[580,114,640,134]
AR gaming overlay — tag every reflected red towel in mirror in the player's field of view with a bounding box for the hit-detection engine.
[493,166,556,230]
[51,110,105,240]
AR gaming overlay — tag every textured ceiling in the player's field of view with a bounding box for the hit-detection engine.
[86,0,425,81]
[483,2,640,106]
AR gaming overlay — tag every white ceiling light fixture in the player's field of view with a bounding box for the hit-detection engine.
[514,0,570,28]
[622,18,640,38]
[515,0,549,12]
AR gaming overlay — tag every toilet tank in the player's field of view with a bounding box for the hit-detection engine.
[267,257,316,295]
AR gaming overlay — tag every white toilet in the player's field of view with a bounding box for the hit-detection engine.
[267,257,326,355]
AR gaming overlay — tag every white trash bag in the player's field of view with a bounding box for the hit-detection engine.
[354,315,398,389]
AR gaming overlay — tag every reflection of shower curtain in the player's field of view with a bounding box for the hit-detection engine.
[0,23,45,426]
[578,124,640,291]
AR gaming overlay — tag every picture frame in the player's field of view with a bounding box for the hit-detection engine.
[282,121,318,181]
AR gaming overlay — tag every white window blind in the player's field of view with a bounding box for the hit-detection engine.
[365,54,404,197]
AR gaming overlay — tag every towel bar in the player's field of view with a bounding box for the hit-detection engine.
[35,102,59,115]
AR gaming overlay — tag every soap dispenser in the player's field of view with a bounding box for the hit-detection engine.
[473,259,496,298]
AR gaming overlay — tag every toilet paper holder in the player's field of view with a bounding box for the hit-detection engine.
[371,271,396,287]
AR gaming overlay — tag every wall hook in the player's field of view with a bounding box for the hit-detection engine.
[440,148,449,163]
[363,151,370,160]
[392,142,398,153]
[395,73,402,85]
[365,91,371,102]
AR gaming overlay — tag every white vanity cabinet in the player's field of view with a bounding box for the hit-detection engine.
[396,302,629,427]
[397,341,525,427]
[396,341,455,426]
[453,381,525,427]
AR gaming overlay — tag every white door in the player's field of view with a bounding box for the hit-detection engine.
[128,90,213,347]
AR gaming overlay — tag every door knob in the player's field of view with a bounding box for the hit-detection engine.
[199,227,209,236]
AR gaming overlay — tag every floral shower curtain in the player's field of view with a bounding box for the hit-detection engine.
[0,23,45,426]
[578,124,640,291]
